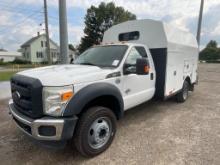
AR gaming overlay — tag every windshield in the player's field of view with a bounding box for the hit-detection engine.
[74,45,128,68]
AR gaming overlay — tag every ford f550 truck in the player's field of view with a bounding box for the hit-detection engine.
[9,20,199,157]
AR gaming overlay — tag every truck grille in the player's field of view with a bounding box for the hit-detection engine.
[11,75,43,119]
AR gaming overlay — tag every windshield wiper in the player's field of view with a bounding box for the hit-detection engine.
[78,62,97,66]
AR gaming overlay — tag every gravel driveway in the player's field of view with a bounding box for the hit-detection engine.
[0,63,219,165]
[0,81,11,100]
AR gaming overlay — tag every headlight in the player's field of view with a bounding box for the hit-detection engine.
[43,85,74,116]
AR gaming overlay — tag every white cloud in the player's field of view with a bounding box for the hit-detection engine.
[10,0,220,17]
[0,10,41,50]
[0,11,14,26]
[49,24,84,45]
[68,25,84,44]
[211,22,220,36]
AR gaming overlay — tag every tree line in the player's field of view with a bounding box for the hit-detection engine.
[199,40,220,61]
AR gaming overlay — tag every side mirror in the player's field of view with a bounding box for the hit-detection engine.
[123,64,136,75]
[136,58,150,75]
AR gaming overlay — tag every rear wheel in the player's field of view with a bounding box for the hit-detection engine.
[176,81,189,103]
[73,106,116,157]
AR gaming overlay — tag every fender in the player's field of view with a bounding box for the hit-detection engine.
[63,83,124,118]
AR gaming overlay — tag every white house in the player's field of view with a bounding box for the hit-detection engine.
[20,33,77,64]
[20,33,60,63]
[0,49,22,62]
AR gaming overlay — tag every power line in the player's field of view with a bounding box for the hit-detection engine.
[0,4,40,12]
[0,1,43,11]
[0,7,43,15]
[0,12,43,34]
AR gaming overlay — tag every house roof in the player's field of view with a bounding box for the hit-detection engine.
[21,34,59,48]
[0,51,21,57]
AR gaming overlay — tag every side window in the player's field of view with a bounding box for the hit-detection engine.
[125,47,142,65]
[124,46,148,74]
[135,47,148,58]
[119,31,140,41]
[125,46,148,65]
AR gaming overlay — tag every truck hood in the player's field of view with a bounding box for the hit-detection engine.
[17,65,113,86]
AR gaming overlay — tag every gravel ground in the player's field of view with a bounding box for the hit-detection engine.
[0,81,11,100]
[0,63,219,165]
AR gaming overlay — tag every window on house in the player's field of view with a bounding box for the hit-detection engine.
[36,52,43,58]
[41,41,44,47]
[45,41,47,47]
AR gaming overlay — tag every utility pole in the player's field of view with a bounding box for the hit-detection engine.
[197,0,204,46]
[59,0,69,64]
[44,0,51,64]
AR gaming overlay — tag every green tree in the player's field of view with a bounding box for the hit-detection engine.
[206,40,218,48]
[200,40,220,61]
[68,44,76,51]
[78,2,136,53]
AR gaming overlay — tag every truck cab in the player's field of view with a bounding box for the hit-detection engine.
[73,43,156,110]
[9,19,198,157]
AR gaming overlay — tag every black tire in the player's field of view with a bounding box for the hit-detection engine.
[176,81,189,103]
[73,106,117,157]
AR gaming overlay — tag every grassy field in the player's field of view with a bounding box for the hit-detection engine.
[5,64,48,69]
[0,64,49,81]
[0,71,17,81]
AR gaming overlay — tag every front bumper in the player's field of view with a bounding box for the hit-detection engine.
[8,100,78,141]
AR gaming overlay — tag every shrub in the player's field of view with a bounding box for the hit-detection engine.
[11,58,31,64]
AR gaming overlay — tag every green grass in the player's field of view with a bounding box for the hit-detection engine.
[0,71,17,81]
[4,64,49,69]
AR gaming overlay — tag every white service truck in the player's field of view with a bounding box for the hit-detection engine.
[9,19,199,157]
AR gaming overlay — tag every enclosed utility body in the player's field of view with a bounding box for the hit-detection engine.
[103,19,199,99]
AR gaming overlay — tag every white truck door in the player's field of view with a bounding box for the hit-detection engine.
[122,46,155,110]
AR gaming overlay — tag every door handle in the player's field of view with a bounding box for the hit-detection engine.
[150,73,154,80]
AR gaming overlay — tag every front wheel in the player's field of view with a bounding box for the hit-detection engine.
[176,81,189,103]
[73,106,117,157]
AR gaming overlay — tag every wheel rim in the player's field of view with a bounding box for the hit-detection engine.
[88,117,112,149]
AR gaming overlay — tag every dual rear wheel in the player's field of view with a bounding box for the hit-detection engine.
[176,80,190,103]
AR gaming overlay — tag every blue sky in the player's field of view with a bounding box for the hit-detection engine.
[0,0,220,51]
